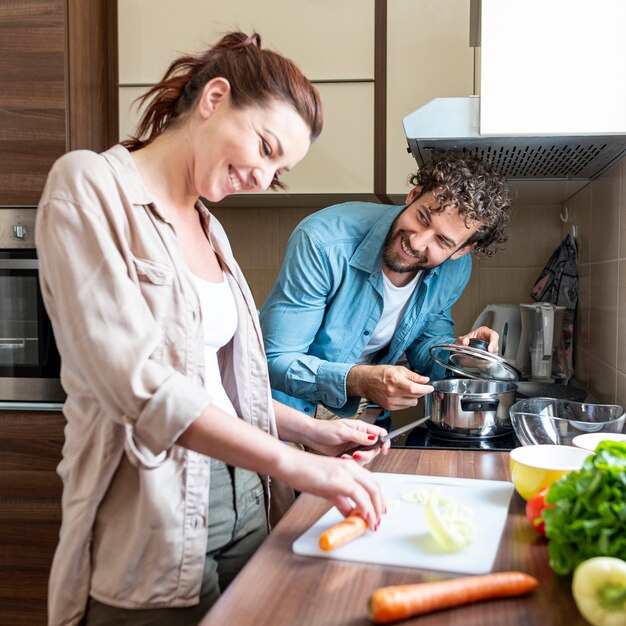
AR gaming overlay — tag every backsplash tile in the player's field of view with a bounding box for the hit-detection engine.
[493,203,563,268]
[616,371,626,411]
[576,262,591,356]
[620,159,626,259]
[562,183,592,264]
[590,160,620,263]
[588,354,617,404]
[569,153,626,404]
[617,260,626,373]
[588,261,618,368]
[211,207,280,269]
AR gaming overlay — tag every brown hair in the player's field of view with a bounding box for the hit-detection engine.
[409,151,513,257]
[122,32,323,188]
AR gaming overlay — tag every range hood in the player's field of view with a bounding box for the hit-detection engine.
[403,96,626,204]
[402,0,626,204]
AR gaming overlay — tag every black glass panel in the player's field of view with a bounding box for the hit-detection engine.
[397,425,520,451]
[0,260,61,378]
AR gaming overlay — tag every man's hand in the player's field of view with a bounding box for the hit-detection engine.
[456,325,500,354]
[346,364,434,411]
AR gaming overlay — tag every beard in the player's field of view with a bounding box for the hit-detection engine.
[382,228,429,272]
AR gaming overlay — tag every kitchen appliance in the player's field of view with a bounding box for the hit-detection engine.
[0,208,65,404]
[403,1,626,203]
[293,472,514,574]
[471,304,521,365]
[403,426,519,451]
[517,303,566,382]
[427,378,518,439]
[427,340,521,439]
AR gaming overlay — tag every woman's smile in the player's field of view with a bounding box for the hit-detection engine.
[228,166,243,192]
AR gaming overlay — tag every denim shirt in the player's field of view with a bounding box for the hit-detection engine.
[260,201,472,417]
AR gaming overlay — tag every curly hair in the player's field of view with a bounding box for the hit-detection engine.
[409,151,512,257]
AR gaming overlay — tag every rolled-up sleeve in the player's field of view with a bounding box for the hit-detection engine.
[36,155,211,460]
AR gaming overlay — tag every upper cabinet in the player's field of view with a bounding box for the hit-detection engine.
[118,0,375,194]
[0,0,118,206]
[0,0,67,206]
[118,0,373,83]
[385,0,475,195]
[480,0,626,136]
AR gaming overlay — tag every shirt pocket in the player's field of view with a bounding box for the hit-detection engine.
[133,256,174,286]
[131,256,177,330]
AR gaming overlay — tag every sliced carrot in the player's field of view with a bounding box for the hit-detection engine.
[368,571,538,624]
[319,513,368,551]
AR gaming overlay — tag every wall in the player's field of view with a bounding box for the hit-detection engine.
[212,195,564,338]
[564,155,626,406]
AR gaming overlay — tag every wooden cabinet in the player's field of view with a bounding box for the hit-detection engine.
[0,3,116,624]
[117,1,482,198]
[386,0,475,195]
[0,0,118,206]
[0,0,66,206]
[117,0,376,194]
[0,411,65,626]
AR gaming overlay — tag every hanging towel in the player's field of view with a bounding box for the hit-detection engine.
[531,233,578,382]
[531,233,578,311]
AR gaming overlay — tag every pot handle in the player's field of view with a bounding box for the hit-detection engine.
[460,398,500,412]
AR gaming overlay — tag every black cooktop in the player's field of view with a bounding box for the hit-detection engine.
[393,425,520,451]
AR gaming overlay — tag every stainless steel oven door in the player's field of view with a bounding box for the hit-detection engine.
[0,253,65,402]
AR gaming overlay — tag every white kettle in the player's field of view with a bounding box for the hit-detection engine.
[471,304,522,365]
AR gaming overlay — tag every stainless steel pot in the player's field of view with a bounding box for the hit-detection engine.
[427,378,518,438]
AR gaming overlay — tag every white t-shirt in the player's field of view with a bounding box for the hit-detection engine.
[359,271,422,363]
[191,272,238,416]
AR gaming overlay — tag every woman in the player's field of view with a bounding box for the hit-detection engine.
[36,32,387,626]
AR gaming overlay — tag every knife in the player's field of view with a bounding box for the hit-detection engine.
[344,415,430,455]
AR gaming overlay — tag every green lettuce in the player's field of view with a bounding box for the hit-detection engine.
[543,441,626,575]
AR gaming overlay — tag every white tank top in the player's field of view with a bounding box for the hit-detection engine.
[359,271,421,362]
[191,272,238,417]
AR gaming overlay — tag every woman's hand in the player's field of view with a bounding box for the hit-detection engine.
[278,448,387,529]
[179,403,386,530]
[304,418,391,465]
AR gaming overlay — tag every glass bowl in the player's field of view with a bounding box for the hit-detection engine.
[509,397,625,446]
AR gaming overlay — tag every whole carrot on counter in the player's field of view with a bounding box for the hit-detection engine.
[368,571,538,624]
[319,513,368,551]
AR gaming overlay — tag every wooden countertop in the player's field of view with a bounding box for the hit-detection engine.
[200,449,586,626]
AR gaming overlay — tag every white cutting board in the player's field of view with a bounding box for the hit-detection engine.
[292,473,514,575]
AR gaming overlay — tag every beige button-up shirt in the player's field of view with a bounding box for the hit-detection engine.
[36,145,292,626]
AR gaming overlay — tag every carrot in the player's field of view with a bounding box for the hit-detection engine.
[368,571,538,624]
[319,513,368,551]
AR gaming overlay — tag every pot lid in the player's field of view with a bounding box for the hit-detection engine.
[430,340,521,382]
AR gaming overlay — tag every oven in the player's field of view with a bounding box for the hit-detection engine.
[0,208,65,405]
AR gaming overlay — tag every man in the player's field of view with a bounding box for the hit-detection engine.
[259,151,512,424]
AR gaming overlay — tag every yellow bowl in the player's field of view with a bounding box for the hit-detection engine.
[509,444,592,500]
